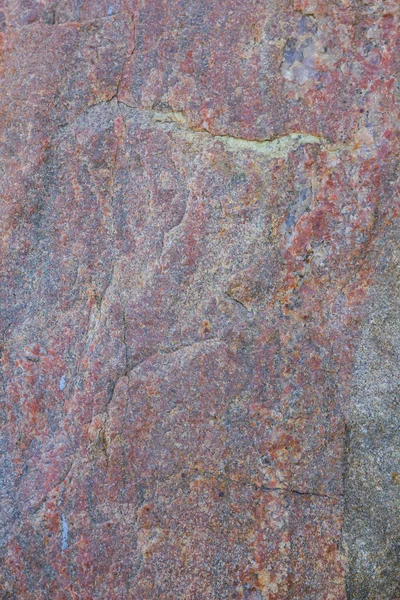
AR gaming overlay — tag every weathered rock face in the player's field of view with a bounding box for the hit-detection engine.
[0,1,398,599]
[344,248,400,600]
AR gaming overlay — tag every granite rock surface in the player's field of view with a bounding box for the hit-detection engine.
[0,1,399,599]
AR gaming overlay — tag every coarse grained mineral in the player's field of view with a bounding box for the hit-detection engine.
[0,1,398,599]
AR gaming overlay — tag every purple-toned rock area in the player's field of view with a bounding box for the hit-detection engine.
[0,1,399,599]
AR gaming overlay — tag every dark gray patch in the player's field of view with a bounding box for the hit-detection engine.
[0,12,6,32]
[283,38,303,66]
[299,15,317,35]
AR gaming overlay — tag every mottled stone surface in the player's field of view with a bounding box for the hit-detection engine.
[0,1,398,599]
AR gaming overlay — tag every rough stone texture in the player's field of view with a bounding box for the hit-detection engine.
[344,242,400,600]
[0,1,398,599]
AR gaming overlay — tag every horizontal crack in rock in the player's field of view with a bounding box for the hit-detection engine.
[56,98,333,160]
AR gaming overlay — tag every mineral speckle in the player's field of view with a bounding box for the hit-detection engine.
[0,1,398,598]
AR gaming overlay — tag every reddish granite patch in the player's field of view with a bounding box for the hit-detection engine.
[0,1,398,599]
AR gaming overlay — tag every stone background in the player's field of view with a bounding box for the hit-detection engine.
[0,1,398,598]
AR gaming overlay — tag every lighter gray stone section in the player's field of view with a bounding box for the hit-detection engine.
[344,247,400,599]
